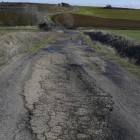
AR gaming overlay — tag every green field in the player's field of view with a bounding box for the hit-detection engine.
[72,6,140,21]
[104,30,140,40]
[52,6,140,29]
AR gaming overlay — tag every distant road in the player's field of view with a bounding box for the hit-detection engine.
[44,6,79,26]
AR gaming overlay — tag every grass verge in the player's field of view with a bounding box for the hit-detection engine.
[79,32,140,78]
[46,16,52,23]
[0,31,63,67]
[26,37,57,52]
[95,45,140,77]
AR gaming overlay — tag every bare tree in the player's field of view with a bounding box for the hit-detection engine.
[60,13,74,28]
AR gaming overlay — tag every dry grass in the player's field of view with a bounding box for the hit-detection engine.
[84,30,140,65]
[94,43,140,78]
[0,28,39,37]
[0,26,37,29]
[79,31,140,78]
[0,31,63,66]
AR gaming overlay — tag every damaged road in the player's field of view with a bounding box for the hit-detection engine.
[0,31,140,140]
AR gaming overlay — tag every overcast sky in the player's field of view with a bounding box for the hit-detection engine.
[2,0,140,9]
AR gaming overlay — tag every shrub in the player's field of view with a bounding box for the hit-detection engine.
[60,13,74,28]
[38,22,47,29]
[61,2,70,7]
[106,4,112,9]
[38,22,52,31]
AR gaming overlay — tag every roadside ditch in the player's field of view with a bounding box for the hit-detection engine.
[84,31,140,65]
[77,30,140,78]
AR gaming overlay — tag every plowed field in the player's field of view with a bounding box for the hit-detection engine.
[52,13,140,29]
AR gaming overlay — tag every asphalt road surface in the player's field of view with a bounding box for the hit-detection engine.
[0,31,140,140]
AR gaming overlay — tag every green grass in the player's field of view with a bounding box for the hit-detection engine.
[103,30,140,40]
[72,6,140,21]
[46,16,51,23]
[27,44,42,52]
[46,15,54,24]
[26,37,56,52]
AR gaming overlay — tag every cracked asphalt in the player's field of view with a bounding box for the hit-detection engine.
[0,31,140,140]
